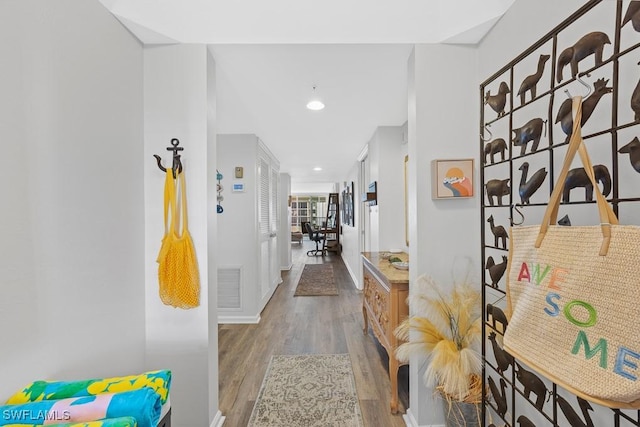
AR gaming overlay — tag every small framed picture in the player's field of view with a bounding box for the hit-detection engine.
[431,159,474,199]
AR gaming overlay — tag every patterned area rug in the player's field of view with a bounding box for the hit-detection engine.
[293,264,338,296]
[248,354,364,427]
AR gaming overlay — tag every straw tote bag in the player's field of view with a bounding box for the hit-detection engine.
[503,97,640,409]
[157,168,200,309]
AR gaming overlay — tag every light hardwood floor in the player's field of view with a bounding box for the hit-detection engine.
[218,240,410,426]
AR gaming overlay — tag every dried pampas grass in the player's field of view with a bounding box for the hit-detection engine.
[395,275,483,403]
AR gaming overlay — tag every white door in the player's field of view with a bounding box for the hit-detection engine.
[258,151,280,298]
[269,168,280,287]
[258,156,272,298]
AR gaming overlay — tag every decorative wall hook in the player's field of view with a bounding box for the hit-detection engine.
[154,138,184,178]
[564,72,592,99]
[510,204,525,226]
[480,123,493,142]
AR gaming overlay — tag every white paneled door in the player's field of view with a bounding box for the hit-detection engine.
[258,144,280,299]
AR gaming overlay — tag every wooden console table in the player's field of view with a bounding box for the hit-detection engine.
[361,252,409,414]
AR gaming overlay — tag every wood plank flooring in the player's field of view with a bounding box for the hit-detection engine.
[218,240,409,426]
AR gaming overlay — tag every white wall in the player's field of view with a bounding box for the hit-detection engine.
[144,44,215,427]
[291,182,335,194]
[406,44,480,426]
[206,48,221,425]
[217,134,260,322]
[478,0,586,81]
[279,173,293,270]
[0,0,146,399]
[367,126,408,252]
[340,162,363,289]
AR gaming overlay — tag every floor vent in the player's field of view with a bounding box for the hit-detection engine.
[218,267,241,309]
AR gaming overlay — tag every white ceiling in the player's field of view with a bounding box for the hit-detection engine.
[101,0,516,186]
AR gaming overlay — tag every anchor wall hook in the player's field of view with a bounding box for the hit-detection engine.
[154,138,184,178]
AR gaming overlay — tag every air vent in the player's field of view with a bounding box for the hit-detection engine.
[218,268,241,309]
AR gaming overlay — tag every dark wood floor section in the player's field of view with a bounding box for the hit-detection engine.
[218,240,409,426]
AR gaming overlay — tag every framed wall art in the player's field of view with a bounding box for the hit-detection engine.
[430,158,474,199]
[341,181,354,227]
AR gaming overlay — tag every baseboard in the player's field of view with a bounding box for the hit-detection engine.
[217,314,261,324]
[403,408,417,427]
[280,263,293,271]
[341,253,361,290]
[210,411,225,427]
[402,408,444,427]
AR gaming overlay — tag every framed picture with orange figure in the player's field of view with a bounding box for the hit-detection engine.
[431,158,474,199]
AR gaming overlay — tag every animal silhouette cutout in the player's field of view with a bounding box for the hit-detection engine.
[514,362,549,410]
[562,164,611,203]
[619,137,640,173]
[486,256,508,288]
[623,1,640,32]
[517,415,536,427]
[487,215,509,249]
[486,304,509,333]
[488,376,508,419]
[484,138,508,164]
[556,32,611,83]
[558,214,572,226]
[518,54,550,105]
[555,78,613,138]
[512,118,546,156]
[486,179,510,206]
[485,81,510,118]
[557,395,594,427]
[631,63,640,121]
[488,331,514,374]
[518,162,547,205]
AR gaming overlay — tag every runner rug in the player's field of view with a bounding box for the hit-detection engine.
[247,354,364,427]
[293,263,338,296]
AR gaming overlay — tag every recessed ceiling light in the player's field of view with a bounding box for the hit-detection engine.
[313,167,323,171]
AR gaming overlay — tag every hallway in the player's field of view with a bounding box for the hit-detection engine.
[218,240,409,426]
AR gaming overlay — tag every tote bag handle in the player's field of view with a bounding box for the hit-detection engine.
[535,96,618,255]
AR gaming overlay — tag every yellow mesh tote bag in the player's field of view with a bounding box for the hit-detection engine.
[157,168,200,309]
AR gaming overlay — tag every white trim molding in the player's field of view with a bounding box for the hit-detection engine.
[210,411,225,427]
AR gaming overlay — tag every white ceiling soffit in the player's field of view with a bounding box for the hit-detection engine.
[112,14,179,45]
[100,0,516,45]
[441,15,504,45]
